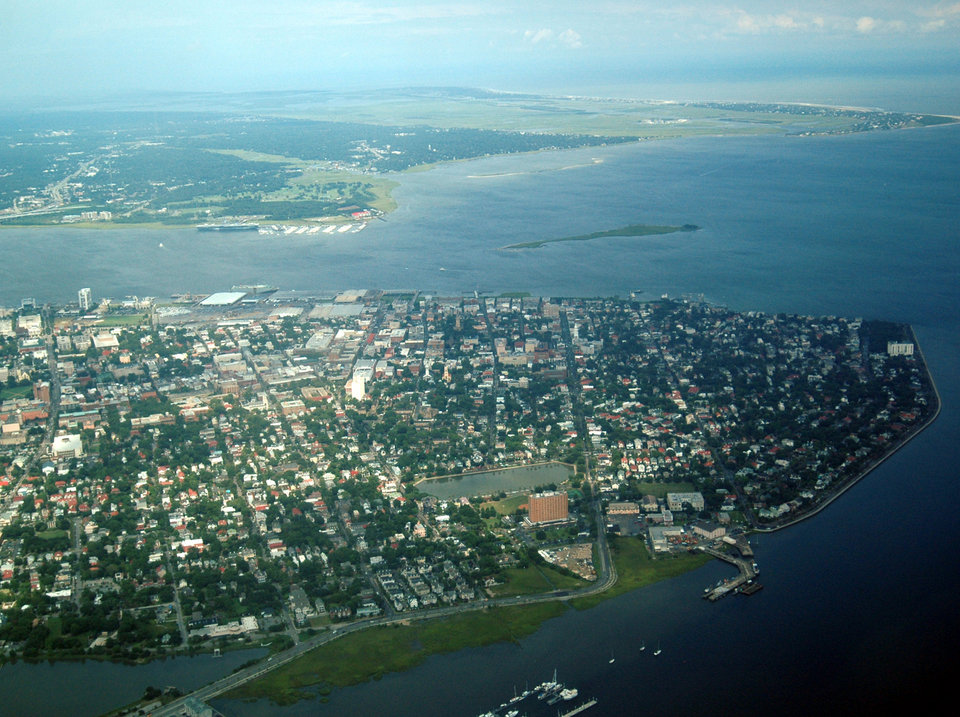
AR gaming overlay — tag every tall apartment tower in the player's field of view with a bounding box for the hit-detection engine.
[78,287,92,312]
[528,491,569,524]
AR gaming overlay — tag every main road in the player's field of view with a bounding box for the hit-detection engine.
[150,306,616,716]
[150,543,616,716]
[149,495,616,717]
[1,333,61,513]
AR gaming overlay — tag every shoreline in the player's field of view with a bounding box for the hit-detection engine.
[3,112,957,234]
[753,324,942,533]
[4,324,939,672]
[159,546,710,711]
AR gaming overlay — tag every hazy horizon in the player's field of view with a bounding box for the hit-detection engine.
[4,1,960,112]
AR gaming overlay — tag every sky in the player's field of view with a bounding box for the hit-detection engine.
[2,1,960,103]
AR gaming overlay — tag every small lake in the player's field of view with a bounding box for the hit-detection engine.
[417,463,573,500]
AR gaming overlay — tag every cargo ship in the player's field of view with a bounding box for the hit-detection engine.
[231,284,278,295]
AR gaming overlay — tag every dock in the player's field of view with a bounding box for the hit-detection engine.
[733,535,754,558]
[560,698,598,716]
[721,534,754,558]
[699,546,761,601]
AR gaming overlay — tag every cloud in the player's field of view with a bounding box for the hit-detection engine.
[523,27,583,49]
[643,3,960,40]
[732,11,818,34]
[917,2,960,18]
[558,29,583,48]
[524,28,554,44]
[732,9,833,35]
[854,15,908,34]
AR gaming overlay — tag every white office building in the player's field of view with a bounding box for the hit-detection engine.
[78,287,92,312]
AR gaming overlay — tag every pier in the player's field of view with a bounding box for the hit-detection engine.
[730,535,753,558]
[699,546,760,601]
[560,698,598,716]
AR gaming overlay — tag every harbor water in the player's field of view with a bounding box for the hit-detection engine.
[0,120,958,716]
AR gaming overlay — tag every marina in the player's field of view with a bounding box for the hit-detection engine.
[256,222,367,236]
[476,671,594,717]
[196,223,369,236]
[196,222,260,232]
[699,546,762,601]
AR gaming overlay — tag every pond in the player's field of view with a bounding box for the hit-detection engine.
[416,462,573,500]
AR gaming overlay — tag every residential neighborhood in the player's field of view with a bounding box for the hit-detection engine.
[0,289,935,662]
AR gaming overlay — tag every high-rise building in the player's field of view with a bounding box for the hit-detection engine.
[33,381,50,403]
[351,375,366,401]
[78,287,92,312]
[528,491,569,524]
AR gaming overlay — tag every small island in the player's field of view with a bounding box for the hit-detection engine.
[501,223,700,250]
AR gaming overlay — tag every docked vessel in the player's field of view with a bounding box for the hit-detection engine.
[476,670,592,717]
[196,223,260,232]
[231,284,278,295]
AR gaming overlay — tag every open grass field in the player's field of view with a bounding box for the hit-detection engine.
[225,602,566,705]
[194,151,399,216]
[36,529,69,541]
[225,534,711,705]
[570,536,711,610]
[0,384,33,400]
[636,481,698,497]
[225,524,711,705]
[488,565,588,598]
[480,494,527,516]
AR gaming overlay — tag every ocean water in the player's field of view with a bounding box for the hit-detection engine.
[1,122,958,716]
[1,125,957,319]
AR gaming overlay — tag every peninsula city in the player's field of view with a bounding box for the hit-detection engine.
[0,287,937,710]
